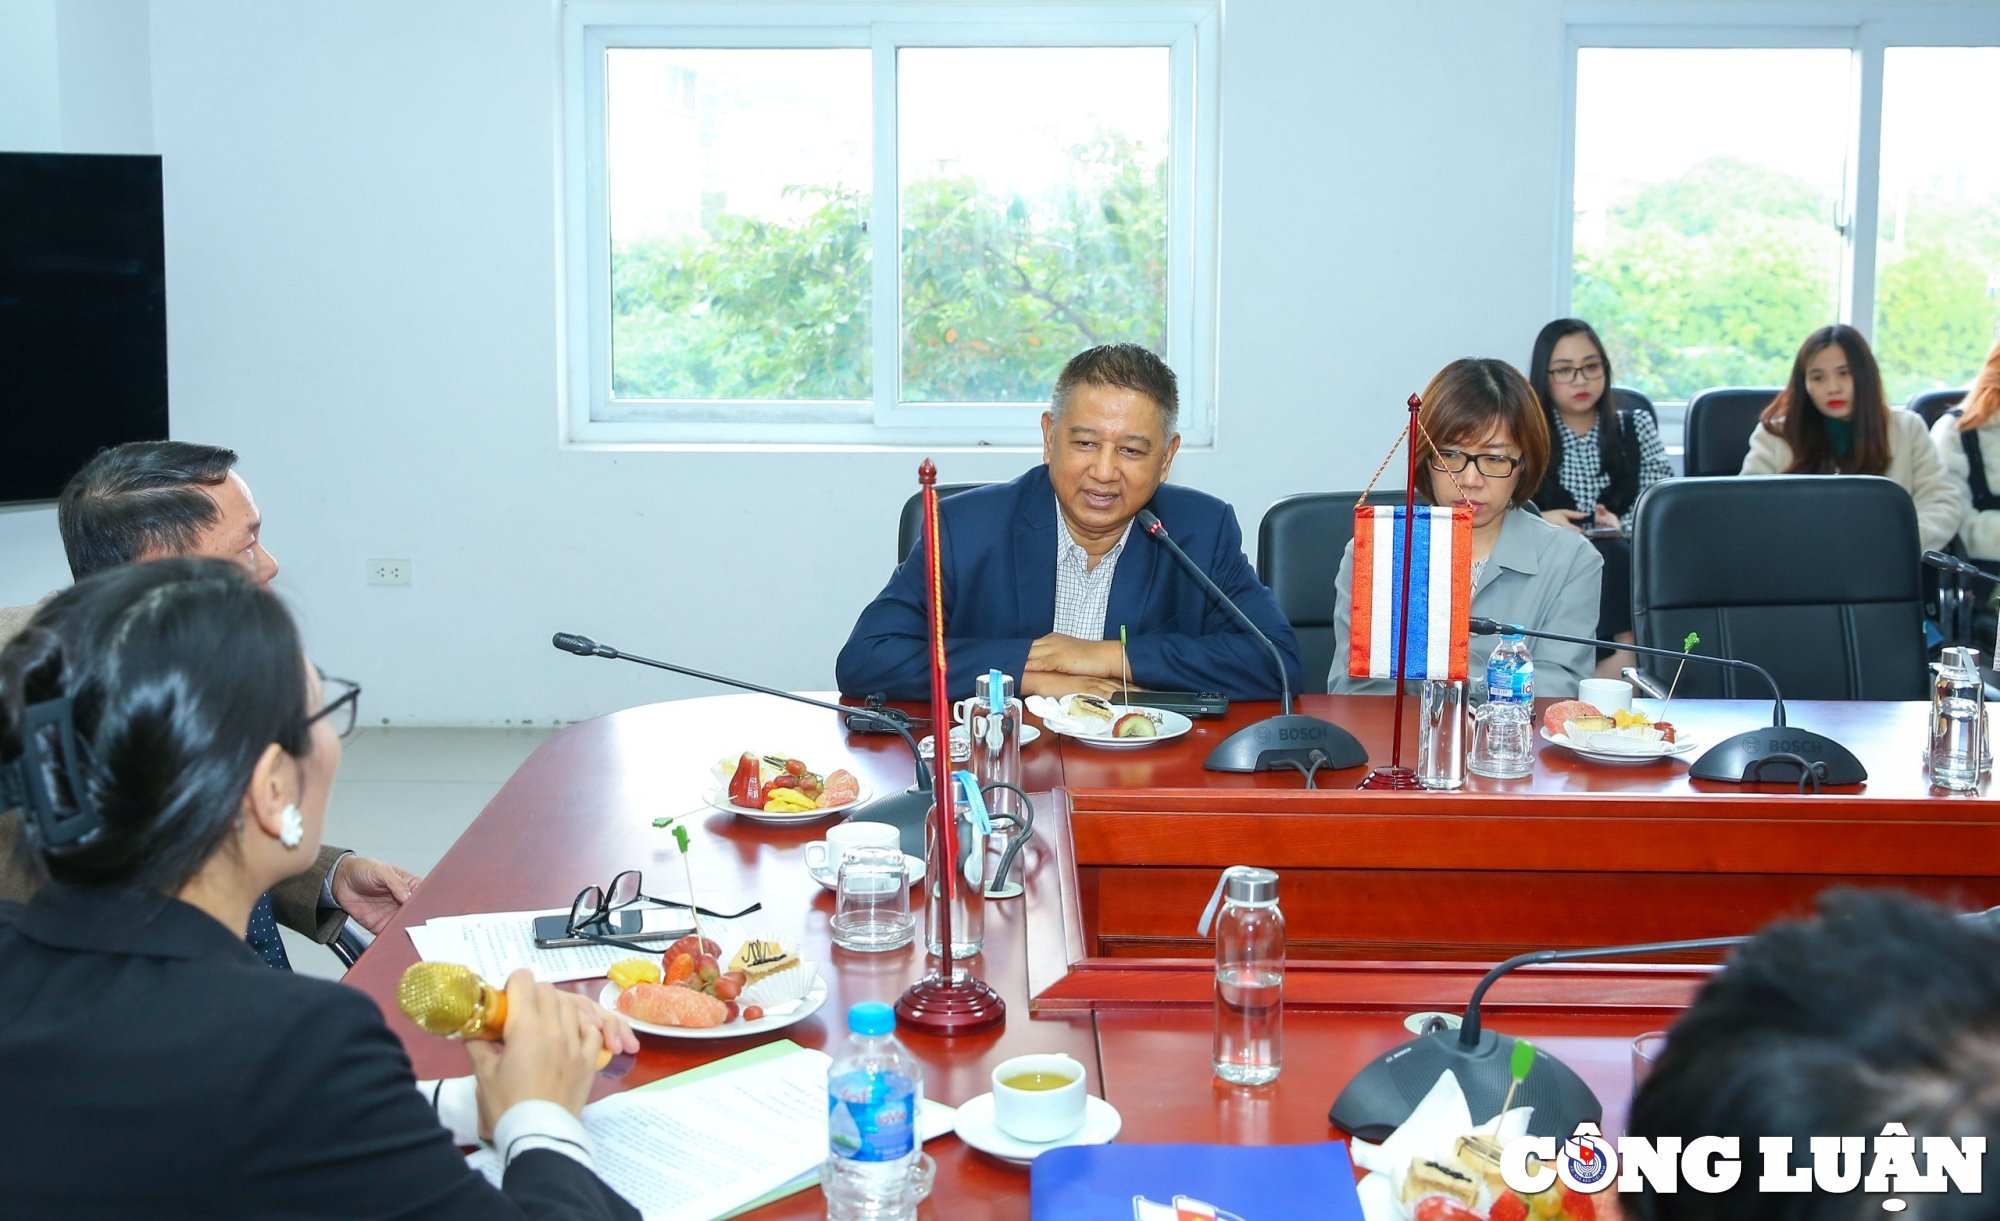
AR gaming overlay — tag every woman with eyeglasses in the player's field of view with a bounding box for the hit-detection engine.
[1330,358,1603,697]
[1744,324,1962,555]
[0,558,639,1219]
[1527,318,1673,679]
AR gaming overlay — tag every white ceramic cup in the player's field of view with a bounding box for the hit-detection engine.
[804,821,900,878]
[1578,677,1635,715]
[990,1053,1087,1143]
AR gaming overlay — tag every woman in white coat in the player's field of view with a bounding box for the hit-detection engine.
[1741,324,1964,555]
[1930,336,2000,564]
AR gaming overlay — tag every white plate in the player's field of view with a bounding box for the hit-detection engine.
[953,1092,1122,1164]
[1539,726,1700,764]
[808,851,927,891]
[702,779,872,823]
[1046,705,1193,750]
[919,723,1042,760]
[598,974,829,1040]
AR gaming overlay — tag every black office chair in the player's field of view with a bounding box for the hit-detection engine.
[330,922,373,969]
[1256,490,1403,694]
[895,483,987,561]
[1682,388,1780,477]
[1612,386,1658,426]
[1631,475,1928,700]
[1909,388,1968,429]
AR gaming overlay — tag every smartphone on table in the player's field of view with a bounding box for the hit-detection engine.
[530,908,694,949]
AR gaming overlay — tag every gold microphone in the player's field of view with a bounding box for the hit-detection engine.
[397,962,619,1071]
[398,962,508,1041]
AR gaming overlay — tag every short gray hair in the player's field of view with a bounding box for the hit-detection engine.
[1050,343,1179,437]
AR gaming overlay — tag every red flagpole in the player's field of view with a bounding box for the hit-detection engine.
[1360,395,1426,789]
[919,459,955,973]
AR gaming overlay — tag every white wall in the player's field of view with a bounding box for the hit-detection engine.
[0,0,1962,723]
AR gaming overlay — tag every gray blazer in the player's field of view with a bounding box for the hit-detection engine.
[1328,507,1603,698]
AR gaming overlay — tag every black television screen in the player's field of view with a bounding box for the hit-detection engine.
[0,152,168,506]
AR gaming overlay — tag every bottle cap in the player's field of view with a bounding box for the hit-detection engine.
[848,1001,895,1037]
[1500,632,1525,642]
[1224,865,1279,905]
[1197,864,1279,933]
[1941,646,1982,677]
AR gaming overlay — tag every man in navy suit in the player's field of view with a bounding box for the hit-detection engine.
[837,344,1301,701]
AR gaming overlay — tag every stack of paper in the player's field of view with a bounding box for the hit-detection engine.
[406,909,764,984]
[467,1041,955,1220]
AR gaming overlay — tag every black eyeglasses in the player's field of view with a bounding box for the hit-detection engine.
[1429,449,1524,478]
[1547,360,1606,384]
[567,870,763,950]
[306,671,361,739]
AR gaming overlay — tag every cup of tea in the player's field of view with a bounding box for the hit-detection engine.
[990,1053,1086,1143]
[804,821,901,882]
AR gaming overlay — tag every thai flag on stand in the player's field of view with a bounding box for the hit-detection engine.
[1348,503,1473,682]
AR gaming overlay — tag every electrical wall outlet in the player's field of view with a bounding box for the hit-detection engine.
[367,559,411,586]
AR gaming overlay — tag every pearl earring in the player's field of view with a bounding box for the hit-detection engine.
[279,803,304,849]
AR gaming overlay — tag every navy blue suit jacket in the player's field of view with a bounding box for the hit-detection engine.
[836,466,1302,701]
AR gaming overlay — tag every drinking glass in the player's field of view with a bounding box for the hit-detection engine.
[830,847,915,952]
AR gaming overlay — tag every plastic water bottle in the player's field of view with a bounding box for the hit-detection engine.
[825,1002,922,1220]
[1470,633,1536,779]
[1200,866,1284,1085]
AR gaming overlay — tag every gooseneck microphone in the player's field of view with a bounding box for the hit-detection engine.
[1330,902,2000,1141]
[552,632,935,856]
[1134,510,1367,774]
[1467,615,1866,786]
[1924,550,2000,583]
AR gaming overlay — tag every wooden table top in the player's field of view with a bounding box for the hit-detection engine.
[339,691,1967,1217]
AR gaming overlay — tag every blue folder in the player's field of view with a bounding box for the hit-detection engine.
[1030,1141,1364,1220]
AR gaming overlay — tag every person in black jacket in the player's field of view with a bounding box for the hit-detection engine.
[1527,319,1672,678]
[0,558,639,1220]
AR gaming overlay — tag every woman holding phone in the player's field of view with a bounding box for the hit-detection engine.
[1527,318,1672,678]
[0,558,640,1218]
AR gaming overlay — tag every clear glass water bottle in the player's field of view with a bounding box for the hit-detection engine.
[824,1002,923,1221]
[1200,866,1284,1085]
[1929,646,1986,792]
[1469,633,1536,779]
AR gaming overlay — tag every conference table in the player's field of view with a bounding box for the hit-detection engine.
[343,692,1996,1218]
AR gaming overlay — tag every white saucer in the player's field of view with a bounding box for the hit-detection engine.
[919,723,1042,760]
[953,1092,1121,1165]
[808,852,927,891]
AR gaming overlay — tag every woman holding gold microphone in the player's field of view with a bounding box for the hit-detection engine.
[0,558,639,1218]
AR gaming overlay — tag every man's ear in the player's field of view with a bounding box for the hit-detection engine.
[241,741,295,842]
[1041,411,1056,465]
[1161,432,1182,479]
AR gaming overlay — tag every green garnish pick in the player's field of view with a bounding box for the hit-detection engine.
[1682,631,1701,653]
[1499,1039,1535,1117]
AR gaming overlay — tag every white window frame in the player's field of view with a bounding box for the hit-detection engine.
[560,2,1220,450]
[1556,3,2000,412]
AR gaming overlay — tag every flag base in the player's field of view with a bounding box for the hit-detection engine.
[895,971,1007,1035]
[1357,765,1423,790]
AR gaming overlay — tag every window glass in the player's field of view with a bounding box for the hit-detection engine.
[1874,47,2000,403]
[606,48,872,401]
[897,47,1170,404]
[1571,48,1852,403]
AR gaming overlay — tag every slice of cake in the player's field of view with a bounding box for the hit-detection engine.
[729,938,800,983]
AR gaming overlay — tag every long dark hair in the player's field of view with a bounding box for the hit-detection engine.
[1528,319,1627,491]
[1759,325,1892,475]
[0,558,310,893]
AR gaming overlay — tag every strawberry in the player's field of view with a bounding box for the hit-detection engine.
[1488,1194,1529,1221]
